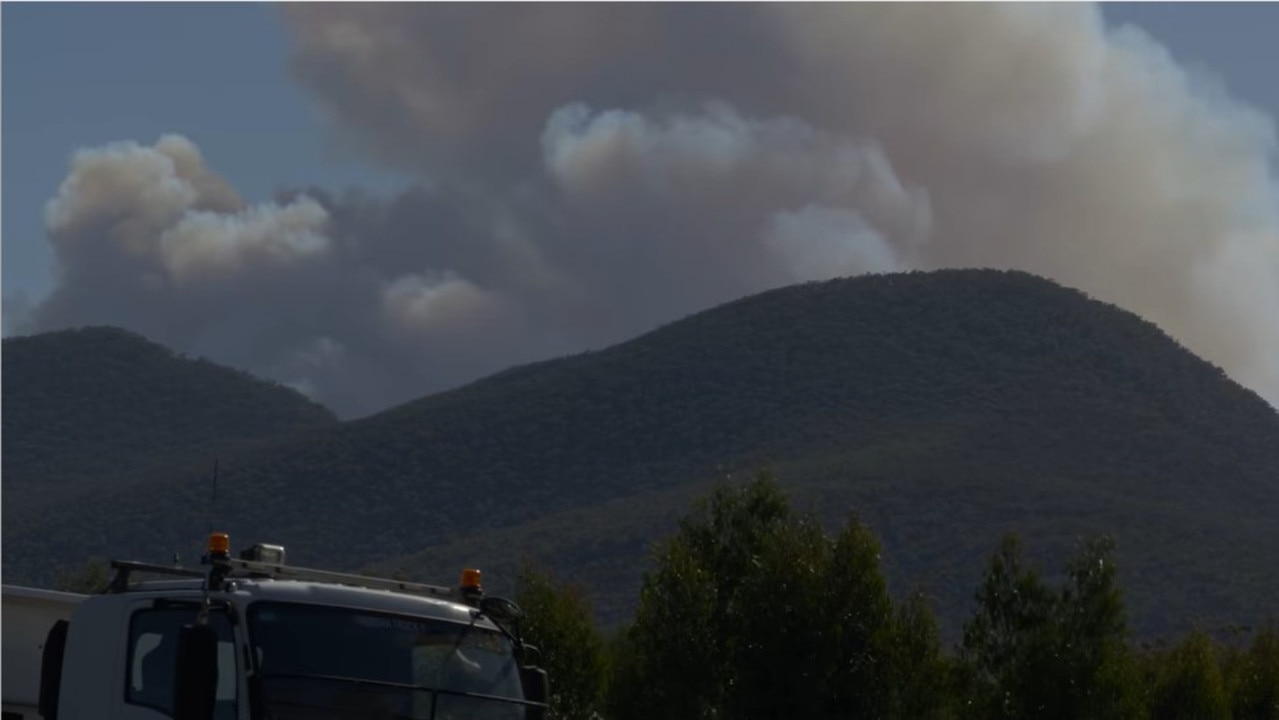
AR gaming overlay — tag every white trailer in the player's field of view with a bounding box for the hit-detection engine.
[2,585,87,720]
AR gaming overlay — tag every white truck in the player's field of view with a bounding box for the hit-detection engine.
[2,534,549,720]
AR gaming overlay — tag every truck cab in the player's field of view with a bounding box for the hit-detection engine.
[18,535,548,720]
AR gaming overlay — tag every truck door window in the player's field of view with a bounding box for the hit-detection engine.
[126,608,238,719]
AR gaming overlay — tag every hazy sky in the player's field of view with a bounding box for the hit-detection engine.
[2,3,413,306]
[5,2,1276,306]
[4,3,1277,417]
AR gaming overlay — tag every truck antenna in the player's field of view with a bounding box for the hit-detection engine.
[178,458,218,568]
[209,458,219,534]
[185,458,220,568]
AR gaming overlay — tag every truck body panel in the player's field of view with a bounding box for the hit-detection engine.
[2,585,86,719]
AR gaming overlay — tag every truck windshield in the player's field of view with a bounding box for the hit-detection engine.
[247,601,529,719]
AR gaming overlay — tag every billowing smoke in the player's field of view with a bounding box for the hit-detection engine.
[16,3,1279,415]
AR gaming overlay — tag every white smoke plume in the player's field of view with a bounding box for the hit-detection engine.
[15,3,1279,414]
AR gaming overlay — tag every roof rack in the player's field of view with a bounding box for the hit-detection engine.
[107,560,206,593]
[210,556,463,602]
[106,545,479,607]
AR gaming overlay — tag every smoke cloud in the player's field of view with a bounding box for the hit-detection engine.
[15,3,1279,415]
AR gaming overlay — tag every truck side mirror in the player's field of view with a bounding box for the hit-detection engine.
[173,623,219,720]
[520,665,548,720]
[518,643,542,667]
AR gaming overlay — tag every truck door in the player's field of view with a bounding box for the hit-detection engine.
[118,602,239,720]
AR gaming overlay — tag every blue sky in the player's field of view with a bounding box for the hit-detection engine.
[2,2,410,312]
[4,2,1278,313]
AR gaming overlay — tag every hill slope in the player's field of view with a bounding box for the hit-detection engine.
[3,271,1276,639]
[2,325,337,512]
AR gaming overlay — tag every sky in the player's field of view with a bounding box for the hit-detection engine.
[3,3,1278,417]
[2,3,412,306]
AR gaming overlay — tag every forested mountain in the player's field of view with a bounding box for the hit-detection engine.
[2,325,337,563]
[2,325,336,490]
[4,270,1277,639]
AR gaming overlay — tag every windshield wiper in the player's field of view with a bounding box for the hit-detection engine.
[258,672,538,706]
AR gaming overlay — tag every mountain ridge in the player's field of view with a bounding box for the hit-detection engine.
[4,269,1276,639]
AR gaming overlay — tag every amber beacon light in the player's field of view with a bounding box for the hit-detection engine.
[459,568,482,591]
[208,532,231,557]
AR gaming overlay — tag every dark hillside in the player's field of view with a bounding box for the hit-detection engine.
[3,271,1276,638]
[2,326,337,499]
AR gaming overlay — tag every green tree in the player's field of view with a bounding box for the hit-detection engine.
[1228,624,1279,720]
[888,590,954,720]
[1145,630,1231,720]
[513,562,609,720]
[960,534,1139,720]
[618,471,912,720]
[602,626,644,720]
[960,533,1059,719]
[817,516,898,719]
[1054,536,1142,719]
[619,474,789,719]
[727,514,833,719]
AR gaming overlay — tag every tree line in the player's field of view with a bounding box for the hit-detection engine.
[51,471,1277,718]
[512,472,1278,720]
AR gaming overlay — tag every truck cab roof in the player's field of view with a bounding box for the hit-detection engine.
[117,576,491,628]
